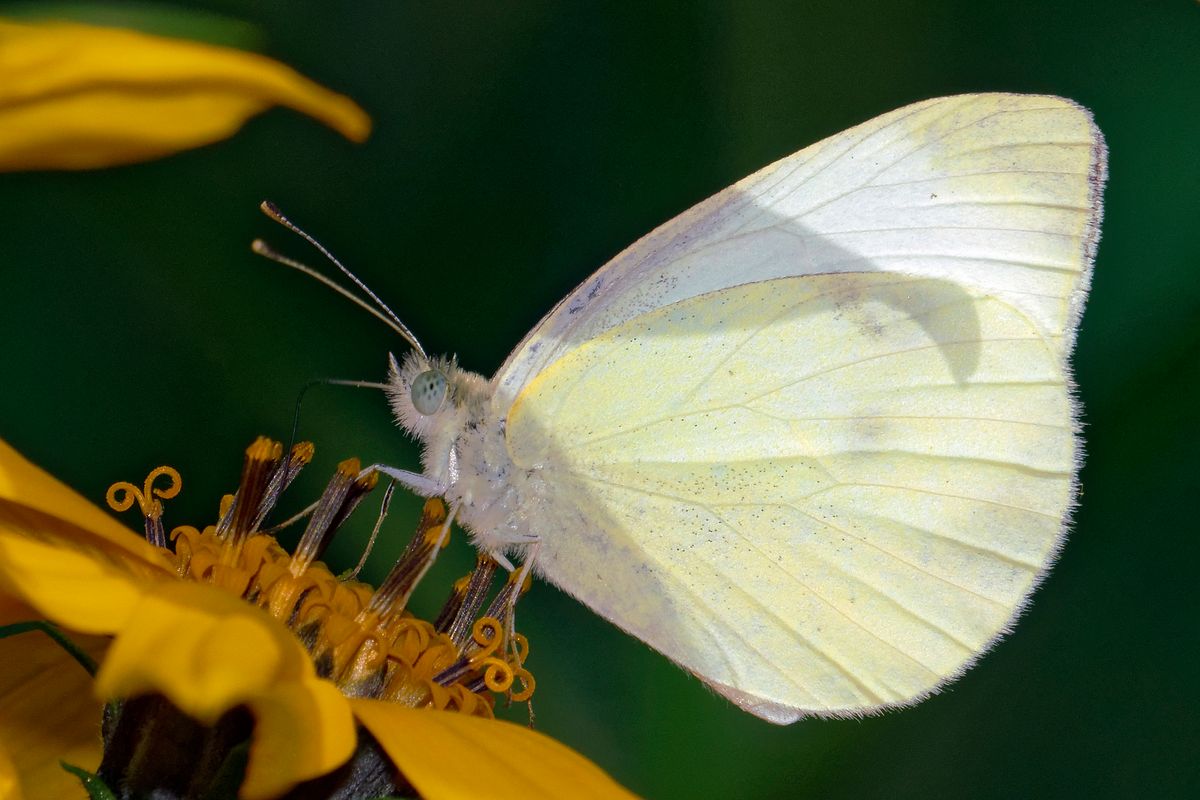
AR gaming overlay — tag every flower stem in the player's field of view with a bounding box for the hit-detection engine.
[60,762,117,800]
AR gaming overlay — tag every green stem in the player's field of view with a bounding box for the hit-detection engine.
[0,620,98,676]
[60,762,117,800]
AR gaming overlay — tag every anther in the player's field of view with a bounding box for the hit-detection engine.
[218,437,283,550]
[252,441,315,531]
[290,458,373,576]
[441,555,499,648]
[365,499,452,618]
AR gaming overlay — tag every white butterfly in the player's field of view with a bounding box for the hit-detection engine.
[274,93,1106,723]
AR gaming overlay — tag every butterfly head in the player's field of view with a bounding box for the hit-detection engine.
[386,351,484,445]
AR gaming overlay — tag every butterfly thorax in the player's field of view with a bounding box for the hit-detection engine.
[386,351,529,556]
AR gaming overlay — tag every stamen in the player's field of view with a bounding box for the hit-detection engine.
[510,667,536,703]
[468,617,504,661]
[475,657,515,693]
[364,499,452,618]
[102,436,535,735]
[506,631,535,704]
[290,458,376,576]
[252,441,314,531]
[218,437,282,553]
[440,555,499,648]
[430,617,505,688]
[106,466,181,549]
[480,566,532,650]
[432,574,472,634]
[325,466,379,545]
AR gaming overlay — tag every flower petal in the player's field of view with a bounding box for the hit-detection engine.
[0,745,18,800]
[0,594,36,629]
[96,582,306,722]
[0,532,145,634]
[95,581,355,798]
[0,438,174,576]
[0,629,108,800]
[0,18,371,171]
[240,679,357,800]
[351,700,639,800]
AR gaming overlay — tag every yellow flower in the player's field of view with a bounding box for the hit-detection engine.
[0,17,370,171]
[0,437,636,800]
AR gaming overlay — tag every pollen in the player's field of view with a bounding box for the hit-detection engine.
[106,438,534,718]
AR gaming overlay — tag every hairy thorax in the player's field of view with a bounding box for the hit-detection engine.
[386,352,540,558]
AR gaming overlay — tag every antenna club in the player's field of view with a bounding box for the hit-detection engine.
[260,200,285,222]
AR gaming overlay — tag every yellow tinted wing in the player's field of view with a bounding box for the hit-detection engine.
[508,273,1074,720]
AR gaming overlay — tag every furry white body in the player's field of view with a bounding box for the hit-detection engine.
[386,353,537,554]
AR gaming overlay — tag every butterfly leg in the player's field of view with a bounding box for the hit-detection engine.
[500,538,540,680]
[512,540,540,596]
[488,550,517,572]
[357,463,445,497]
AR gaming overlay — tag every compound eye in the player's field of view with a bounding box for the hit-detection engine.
[410,369,448,415]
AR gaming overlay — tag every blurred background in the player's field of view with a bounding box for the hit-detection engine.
[1,1,1197,797]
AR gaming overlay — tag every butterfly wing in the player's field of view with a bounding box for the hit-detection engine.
[494,94,1104,409]
[495,94,1105,721]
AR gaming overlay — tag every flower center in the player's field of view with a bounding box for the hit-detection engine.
[91,437,536,798]
[107,437,535,714]
[109,438,535,714]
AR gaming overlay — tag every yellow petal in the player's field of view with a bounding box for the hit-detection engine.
[0,531,145,634]
[0,18,371,171]
[0,630,108,800]
[96,582,305,721]
[0,745,18,800]
[0,594,36,629]
[351,700,640,800]
[240,679,356,800]
[96,581,355,798]
[0,438,174,577]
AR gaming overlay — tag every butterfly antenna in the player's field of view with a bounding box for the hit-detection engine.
[251,238,418,349]
[255,201,427,359]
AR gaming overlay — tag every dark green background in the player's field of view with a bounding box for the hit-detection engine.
[2,2,1196,798]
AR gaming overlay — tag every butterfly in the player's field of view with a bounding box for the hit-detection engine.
[265,93,1106,723]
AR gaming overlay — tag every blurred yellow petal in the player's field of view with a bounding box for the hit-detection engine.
[96,581,355,798]
[352,699,639,800]
[0,746,17,800]
[0,594,36,628]
[0,18,371,171]
[0,531,144,634]
[0,439,174,576]
[97,582,305,720]
[241,679,357,800]
[0,630,108,800]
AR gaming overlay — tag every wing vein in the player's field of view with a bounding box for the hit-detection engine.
[774,97,984,218]
[704,505,981,655]
[804,482,1060,518]
[746,411,1070,431]
[582,475,931,697]
[748,500,1019,607]
[785,104,1077,220]
[725,99,954,237]
[574,474,954,688]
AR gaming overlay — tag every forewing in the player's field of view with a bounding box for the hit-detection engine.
[493,93,1105,412]
[507,273,1077,719]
